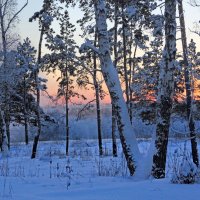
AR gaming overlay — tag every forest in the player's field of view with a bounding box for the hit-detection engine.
[0,0,200,199]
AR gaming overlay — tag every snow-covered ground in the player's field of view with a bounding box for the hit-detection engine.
[0,139,199,200]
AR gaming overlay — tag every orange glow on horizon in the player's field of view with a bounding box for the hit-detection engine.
[41,68,200,107]
[41,71,111,107]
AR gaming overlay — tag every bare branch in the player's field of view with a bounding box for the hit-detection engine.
[2,0,9,17]
[76,99,96,121]
[5,0,28,33]
[189,23,200,36]
[42,90,59,104]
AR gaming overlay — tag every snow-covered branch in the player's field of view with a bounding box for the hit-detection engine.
[80,39,99,55]
[5,0,28,33]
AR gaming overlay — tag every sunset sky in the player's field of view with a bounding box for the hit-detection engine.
[17,0,200,106]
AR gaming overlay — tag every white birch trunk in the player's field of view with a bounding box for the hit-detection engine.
[94,0,140,175]
[0,2,11,149]
[152,0,177,178]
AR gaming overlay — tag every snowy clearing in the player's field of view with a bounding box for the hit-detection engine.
[0,139,199,200]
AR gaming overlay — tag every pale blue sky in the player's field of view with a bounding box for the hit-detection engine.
[17,0,43,48]
[17,0,200,51]
[17,0,84,52]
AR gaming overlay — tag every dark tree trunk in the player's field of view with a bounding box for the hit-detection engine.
[65,101,69,156]
[31,27,44,159]
[93,31,103,156]
[65,71,70,156]
[129,43,137,124]
[112,103,118,157]
[23,77,29,145]
[5,115,10,149]
[0,112,4,151]
[31,75,41,159]
[178,0,199,166]
[31,135,40,158]
[111,2,119,157]
[152,0,177,179]
[24,116,29,145]
[95,83,103,156]
[0,111,7,152]
[122,4,130,108]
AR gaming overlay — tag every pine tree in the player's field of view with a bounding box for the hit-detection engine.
[16,38,37,145]
[44,8,78,156]
[29,0,56,158]
[77,0,104,156]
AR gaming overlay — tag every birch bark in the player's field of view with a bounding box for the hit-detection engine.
[152,0,177,178]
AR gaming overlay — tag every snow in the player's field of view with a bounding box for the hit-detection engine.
[1,176,199,200]
[134,134,156,180]
[0,140,199,200]
[125,6,137,18]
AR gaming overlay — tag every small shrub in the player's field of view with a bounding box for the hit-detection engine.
[96,154,128,177]
[171,148,199,184]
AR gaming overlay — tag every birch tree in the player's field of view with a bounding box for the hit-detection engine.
[80,0,140,175]
[152,0,177,178]
[16,37,37,145]
[0,0,28,148]
[111,0,119,157]
[44,8,79,156]
[77,49,105,156]
[78,1,104,156]
[178,0,199,166]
